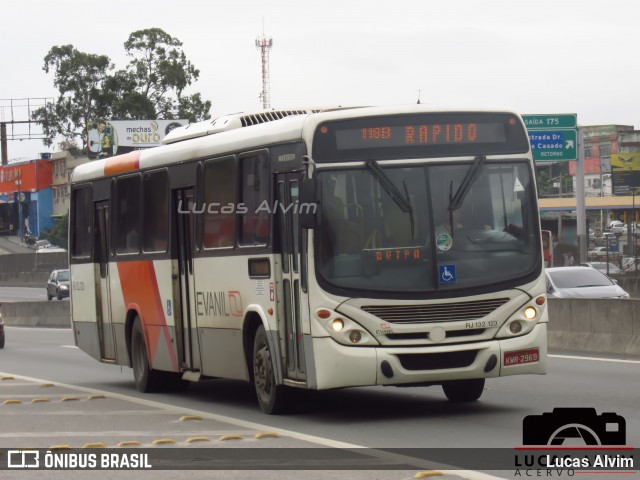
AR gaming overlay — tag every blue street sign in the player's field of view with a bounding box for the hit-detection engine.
[528,129,577,161]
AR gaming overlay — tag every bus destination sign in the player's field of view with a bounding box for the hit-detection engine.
[313,113,531,162]
[334,122,507,150]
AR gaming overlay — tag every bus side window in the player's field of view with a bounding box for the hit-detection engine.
[71,186,93,258]
[203,157,236,249]
[114,175,142,254]
[240,152,270,246]
[142,170,169,253]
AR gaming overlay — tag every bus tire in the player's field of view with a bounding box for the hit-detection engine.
[131,317,162,393]
[442,378,485,402]
[252,325,293,414]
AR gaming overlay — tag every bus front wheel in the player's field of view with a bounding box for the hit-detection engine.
[253,325,293,414]
[131,317,162,393]
[442,378,485,402]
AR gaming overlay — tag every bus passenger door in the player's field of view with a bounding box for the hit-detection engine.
[173,188,201,373]
[276,172,307,382]
[94,201,116,361]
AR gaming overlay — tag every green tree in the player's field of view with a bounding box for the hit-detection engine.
[40,213,69,249]
[34,45,113,147]
[33,28,211,147]
[122,28,210,121]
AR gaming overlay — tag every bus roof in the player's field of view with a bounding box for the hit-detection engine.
[71,104,524,184]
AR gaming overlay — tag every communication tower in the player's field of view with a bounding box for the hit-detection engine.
[255,33,273,109]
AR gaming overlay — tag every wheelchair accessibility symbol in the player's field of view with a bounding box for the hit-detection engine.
[439,264,457,283]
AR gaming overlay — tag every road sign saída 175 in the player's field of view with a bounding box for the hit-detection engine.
[528,129,577,161]
[522,114,577,130]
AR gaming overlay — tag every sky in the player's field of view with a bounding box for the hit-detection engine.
[1,0,639,161]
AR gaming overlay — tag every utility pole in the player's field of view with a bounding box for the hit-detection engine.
[255,29,273,110]
[576,127,587,263]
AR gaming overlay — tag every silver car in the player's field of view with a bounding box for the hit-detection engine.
[545,266,629,299]
[46,269,70,301]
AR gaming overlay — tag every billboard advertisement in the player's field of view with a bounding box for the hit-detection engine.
[611,153,640,195]
[86,119,188,160]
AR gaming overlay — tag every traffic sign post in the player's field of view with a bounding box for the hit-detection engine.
[522,114,577,130]
[522,114,578,162]
[528,129,577,161]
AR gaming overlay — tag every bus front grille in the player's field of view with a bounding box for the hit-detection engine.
[397,350,479,370]
[361,298,509,324]
[385,328,486,341]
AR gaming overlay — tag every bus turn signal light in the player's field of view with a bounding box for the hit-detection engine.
[349,331,362,343]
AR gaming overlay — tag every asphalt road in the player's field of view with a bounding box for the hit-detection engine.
[0,286,54,303]
[2,326,639,454]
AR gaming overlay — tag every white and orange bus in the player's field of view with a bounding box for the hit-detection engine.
[69,105,547,414]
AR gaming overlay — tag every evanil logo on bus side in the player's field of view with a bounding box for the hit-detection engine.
[196,291,243,317]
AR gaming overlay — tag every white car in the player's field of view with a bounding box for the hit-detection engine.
[611,225,627,235]
[545,266,629,299]
[609,220,624,228]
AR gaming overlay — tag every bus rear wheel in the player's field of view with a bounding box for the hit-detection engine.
[131,317,162,393]
[442,378,485,402]
[253,325,293,414]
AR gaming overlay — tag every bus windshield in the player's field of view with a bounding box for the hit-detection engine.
[316,160,540,294]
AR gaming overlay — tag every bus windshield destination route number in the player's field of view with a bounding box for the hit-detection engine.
[334,122,507,150]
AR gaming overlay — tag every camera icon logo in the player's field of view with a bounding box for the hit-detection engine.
[523,408,626,445]
[8,450,40,469]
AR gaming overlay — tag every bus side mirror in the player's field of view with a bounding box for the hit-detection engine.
[299,178,320,229]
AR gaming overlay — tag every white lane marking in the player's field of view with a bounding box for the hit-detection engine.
[60,345,78,349]
[0,371,504,480]
[550,354,640,365]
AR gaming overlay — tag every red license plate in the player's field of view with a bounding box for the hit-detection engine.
[504,348,539,366]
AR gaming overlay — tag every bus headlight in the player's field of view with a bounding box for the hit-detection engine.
[331,318,345,332]
[496,298,546,339]
[315,308,379,346]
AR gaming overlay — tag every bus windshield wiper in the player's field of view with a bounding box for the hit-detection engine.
[366,160,412,213]
[367,160,415,240]
[448,155,486,212]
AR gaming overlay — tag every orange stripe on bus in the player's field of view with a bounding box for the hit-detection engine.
[117,260,179,371]
[104,151,141,176]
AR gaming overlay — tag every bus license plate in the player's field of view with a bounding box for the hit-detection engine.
[504,348,539,366]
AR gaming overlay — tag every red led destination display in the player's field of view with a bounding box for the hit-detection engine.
[335,122,505,150]
[312,113,530,162]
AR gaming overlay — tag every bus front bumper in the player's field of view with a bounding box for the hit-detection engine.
[311,323,547,390]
